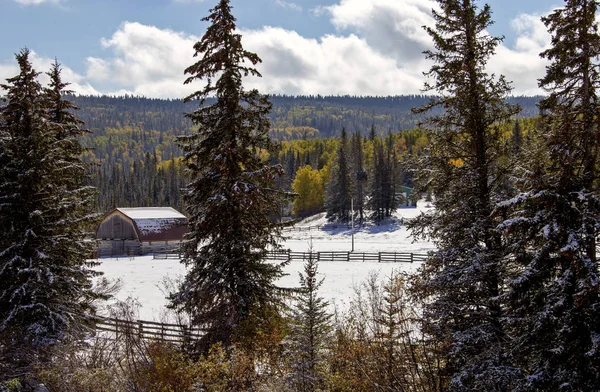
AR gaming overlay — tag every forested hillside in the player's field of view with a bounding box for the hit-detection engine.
[74,94,540,141]
[74,94,540,212]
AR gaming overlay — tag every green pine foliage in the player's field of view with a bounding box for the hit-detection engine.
[368,135,398,221]
[350,131,367,222]
[408,0,520,389]
[0,50,101,380]
[169,0,290,353]
[497,0,600,389]
[325,128,353,222]
[286,250,332,392]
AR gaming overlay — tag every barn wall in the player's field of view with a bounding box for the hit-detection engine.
[97,240,182,256]
[97,214,138,240]
[98,239,141,257]
[140,240,183,255]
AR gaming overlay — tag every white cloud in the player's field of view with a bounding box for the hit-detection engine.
[242,27,423,95]
[325,0,437,66]
[274,0,302,12]
[489,13,552,96]
[0,62,18,86]
[82,21,424,97]
[0,51,100,96]
[85,22,198,98]
[3,0,552,98]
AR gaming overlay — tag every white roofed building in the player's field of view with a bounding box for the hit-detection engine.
[96,207,188,256]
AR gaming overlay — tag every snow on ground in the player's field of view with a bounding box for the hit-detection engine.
[94,200,436,321]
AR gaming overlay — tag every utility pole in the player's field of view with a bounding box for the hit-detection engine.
[351,197,354,252]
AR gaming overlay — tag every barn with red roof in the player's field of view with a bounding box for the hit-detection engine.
[96,207,188,256]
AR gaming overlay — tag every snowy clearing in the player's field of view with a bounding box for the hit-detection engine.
[94,201,436,321]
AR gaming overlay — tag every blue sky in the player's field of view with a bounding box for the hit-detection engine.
[1,0,559,97]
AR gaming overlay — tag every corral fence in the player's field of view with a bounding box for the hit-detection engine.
[282,223,392,232]
[152,250,428,262]
[153,250,183,259]
[283,224,353,232]
[267,250,428,263]
[93,315,203,345]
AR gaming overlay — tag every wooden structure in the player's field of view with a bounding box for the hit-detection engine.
[96,207,187,256]
[94,316,203,345]
[266,250,428,263]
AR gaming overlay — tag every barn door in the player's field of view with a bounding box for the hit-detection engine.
[112,240,124,256]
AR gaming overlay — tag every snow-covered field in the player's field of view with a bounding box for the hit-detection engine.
[94,201,435,320]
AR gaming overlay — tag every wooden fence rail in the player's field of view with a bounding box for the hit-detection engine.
[153,250,183,260]
[152,250,428,262]
[267,250,428,263]
[93,316,203,345]
[283,224,362,232]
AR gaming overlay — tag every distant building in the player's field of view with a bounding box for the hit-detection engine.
[96,207,188,256]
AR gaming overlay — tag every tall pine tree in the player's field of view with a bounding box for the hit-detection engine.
[0,50,100,380]
[498,0,600,389]
[325,128,352,222]
[170,0,289,353]
[350,131,367,222]
[409,1,519,389]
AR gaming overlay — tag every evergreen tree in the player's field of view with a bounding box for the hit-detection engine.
[368,137,387,222]
[170,0,289,353]
[350,131,367,222]
[409,1,519,389]
[0,50,100,380]
[368,136,397,222]
[498,1,600,389]
[510,118,523,153]
[325,128,352,221]
[286,249,332,392]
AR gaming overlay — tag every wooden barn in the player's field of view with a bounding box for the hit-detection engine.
[96,207,188,256]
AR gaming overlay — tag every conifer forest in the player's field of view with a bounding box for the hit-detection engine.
[1,0,600,391]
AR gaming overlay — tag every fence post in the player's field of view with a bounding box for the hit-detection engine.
[378,252,381,263]
[138,321,143,339]
[410,253,413,263]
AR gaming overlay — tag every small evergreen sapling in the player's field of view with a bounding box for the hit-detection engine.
[286,249,332,392]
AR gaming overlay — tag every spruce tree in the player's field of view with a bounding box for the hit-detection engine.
[0,50,100,380]
[368,135,397,222]
[409,1,519,389]
[350,131,367,222]
[170,0,289,352]
[497,0,600,389]
[368,137,387,221]
[510,118,522,153]
[325,128,352,222]
[286,250,331,392]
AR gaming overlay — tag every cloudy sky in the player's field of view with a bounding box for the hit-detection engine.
[1,0,557,98]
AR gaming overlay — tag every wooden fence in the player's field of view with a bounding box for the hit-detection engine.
[153,250,428,263]
[283,224,352,232]
[94,316,203,345]
[153,250,183,259]
[267,250,428,263]
[153,250,427,262]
